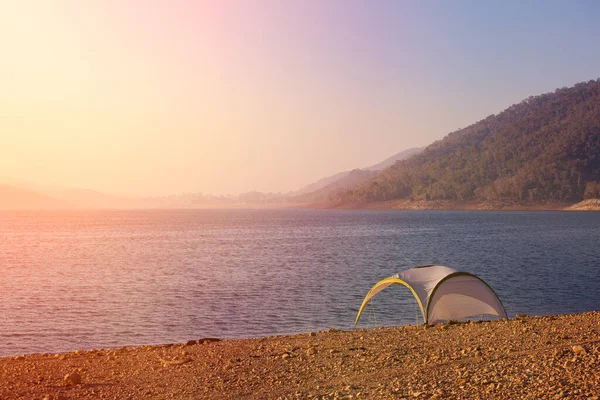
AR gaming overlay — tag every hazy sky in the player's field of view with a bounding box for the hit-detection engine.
[1,1,599,196]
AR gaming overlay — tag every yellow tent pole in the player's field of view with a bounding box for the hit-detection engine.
[354,277,425,327]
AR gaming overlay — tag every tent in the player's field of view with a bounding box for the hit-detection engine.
[355,265,507,326]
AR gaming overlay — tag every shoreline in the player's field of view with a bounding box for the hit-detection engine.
[316,198,600,212]
[2,312,599,399]
[2,199,600,212]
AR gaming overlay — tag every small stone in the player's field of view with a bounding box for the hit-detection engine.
[308,332,316,337]
[64,373,82,386]
[572,345,587,355]
[185,340,197,346]
[281,353,290,359]
[199,338,222,344]
[306,348,317,356]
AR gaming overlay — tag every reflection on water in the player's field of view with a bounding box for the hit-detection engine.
[0,209,599,356]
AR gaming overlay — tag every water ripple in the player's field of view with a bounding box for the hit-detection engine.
[0,209,599,356]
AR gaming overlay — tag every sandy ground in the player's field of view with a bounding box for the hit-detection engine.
[565,199,600,211]
[1,312,599,400]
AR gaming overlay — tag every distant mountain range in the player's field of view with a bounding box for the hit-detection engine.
[0,180,161,210]
[4,80,599,210]
[0,148,424,209]
[0,185,68,210]
[331,79,600,207]
[293,147,423,196]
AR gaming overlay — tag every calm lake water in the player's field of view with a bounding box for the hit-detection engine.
[0,209,599,356]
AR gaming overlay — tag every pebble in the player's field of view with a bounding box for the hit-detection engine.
[63,373,82,386]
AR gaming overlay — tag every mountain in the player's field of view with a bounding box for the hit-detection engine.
[363,147,425,171]
[293,147,424,196]
[0,185,69,210]
[290,169,379,204]
[332,79,600,206]
[45,188,150,209]
[292,171,351,196]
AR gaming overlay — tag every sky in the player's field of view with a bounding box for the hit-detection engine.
[1,0,599,196]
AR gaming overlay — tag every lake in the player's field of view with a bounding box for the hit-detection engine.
[0,209,599,356]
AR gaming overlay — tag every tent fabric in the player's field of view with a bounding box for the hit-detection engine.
[355,265,507,326]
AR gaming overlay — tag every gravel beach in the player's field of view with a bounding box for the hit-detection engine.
[1,312,599,399]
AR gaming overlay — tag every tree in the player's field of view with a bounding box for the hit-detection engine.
[584,181,600,199]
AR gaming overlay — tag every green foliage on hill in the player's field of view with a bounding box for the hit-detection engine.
[584,181,600,199]
[332,79,600,205]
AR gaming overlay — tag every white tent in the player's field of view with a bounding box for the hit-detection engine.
[355,265,507,326]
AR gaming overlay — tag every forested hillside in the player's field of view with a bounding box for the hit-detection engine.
[332,80,600,205]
